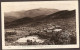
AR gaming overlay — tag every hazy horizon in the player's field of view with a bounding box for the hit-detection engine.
[1,1,78,12]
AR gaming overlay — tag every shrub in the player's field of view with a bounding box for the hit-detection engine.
[57,31,76,44]
[5,32,17,37]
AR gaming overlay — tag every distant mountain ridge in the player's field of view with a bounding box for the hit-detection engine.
[5,9,76,28]
[45,10,75,19]
[5,8,59,23]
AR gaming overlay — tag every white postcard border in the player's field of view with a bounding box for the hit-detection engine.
[1,1,79,49]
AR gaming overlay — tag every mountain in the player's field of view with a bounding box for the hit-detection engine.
[46,10,75,19]
[29,10,76,29]
[5,9,76,28]
[4,8,59,23]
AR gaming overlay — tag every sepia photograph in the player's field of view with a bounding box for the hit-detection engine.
[1,1,79,49]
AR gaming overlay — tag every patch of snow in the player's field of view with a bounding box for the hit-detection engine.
[15,36,45,43]
[47,30,53,32]
[53,29,62,32]
[48,26,55,30]
[55,25,61,28]
[43,28,47,30]
[5,29,15,32]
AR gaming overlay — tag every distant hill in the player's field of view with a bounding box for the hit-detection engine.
[5,9,76,28]
[4,8,58,23]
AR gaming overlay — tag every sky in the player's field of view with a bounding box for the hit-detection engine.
[1,1,78,12]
